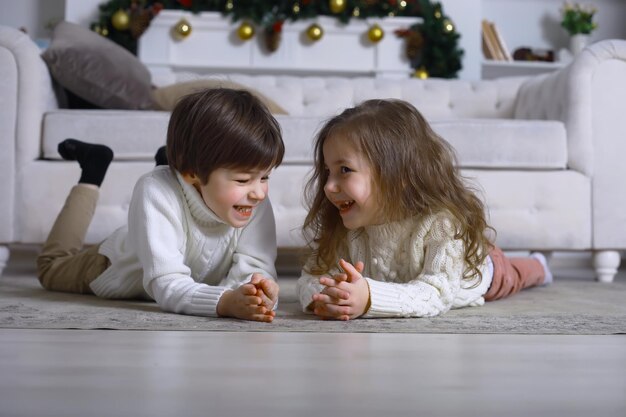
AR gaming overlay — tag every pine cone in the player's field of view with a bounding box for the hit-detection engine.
[406,31,424,60]
[130,9,152,39]
[265,28,281,53]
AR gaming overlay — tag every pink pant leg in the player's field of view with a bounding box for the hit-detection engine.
[484,246,545,301]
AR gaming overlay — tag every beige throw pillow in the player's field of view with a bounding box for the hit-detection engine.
[152,79,288,115]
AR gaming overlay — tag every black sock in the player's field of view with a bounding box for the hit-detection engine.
[155,145,168,166]
[58,139,114,187]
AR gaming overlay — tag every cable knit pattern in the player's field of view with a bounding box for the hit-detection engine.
[90,166,278,317]
[297,212,491,318]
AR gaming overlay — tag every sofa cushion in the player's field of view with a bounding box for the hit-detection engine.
[432,119,567,169]
[43,110,169,160]
[267,168,592,249]
[42,112,567,170]
[465,169,591,249]
[41,21,155,110]
[18,162,590,248]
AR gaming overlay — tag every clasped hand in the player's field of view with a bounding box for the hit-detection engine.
[310,259,370,321]
[217,273,278,322]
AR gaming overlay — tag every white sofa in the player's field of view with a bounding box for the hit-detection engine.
[1,25,625,281]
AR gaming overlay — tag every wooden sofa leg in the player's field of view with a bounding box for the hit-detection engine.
[0,246,9,276]
[593,250,621,283]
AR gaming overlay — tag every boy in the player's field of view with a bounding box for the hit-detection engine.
[37,88,285,322]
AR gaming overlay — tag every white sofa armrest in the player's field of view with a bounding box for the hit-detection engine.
[515,39,626,249]
[0,26,58,243]
[0,26,58,164]
[514,39,626,177]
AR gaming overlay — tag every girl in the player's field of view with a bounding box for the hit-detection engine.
[37,88,284,322]
[297,99,552,320]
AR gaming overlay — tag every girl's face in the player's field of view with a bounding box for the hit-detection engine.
[322,134,382,230]
[184,167,271,228]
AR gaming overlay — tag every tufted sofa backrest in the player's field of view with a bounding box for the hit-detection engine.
[162,72,529,121]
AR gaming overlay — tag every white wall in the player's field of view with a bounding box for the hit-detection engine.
[0,0,64,40]
[440,0,483,81]
[63,0,101,27]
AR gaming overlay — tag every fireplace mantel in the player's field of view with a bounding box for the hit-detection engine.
[139,11,421,80]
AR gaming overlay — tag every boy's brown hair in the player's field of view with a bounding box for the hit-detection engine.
[166,88,284,183]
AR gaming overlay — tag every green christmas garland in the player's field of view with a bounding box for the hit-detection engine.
[91,0,463,78]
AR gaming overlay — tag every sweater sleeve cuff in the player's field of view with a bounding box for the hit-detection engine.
[297,278,325,314]
[363,278,404,318]
[188,286,228,317]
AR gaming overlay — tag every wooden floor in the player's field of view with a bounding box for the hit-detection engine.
[1,248,625,417]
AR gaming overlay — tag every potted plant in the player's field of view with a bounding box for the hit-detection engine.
[561,2,597,54]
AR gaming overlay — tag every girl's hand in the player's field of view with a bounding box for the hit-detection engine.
[309,259,363,312]
[311,259,370,320]
[332,259,364,283]
[217,282,275,322]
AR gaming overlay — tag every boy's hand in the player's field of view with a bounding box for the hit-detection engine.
[217,281,275,323]
[310,259,370,321]
[250,273,279,311]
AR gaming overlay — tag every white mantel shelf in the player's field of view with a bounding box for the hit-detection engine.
[481,59,567,79]
[139,10,421,79]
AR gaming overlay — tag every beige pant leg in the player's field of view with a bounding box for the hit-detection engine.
[37,185,110,294]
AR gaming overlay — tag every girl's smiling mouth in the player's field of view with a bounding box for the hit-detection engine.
[336,200,355,214]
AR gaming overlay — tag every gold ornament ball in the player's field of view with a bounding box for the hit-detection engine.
[443,19,455,33]
[329,0,347,14]
[306,24,324,41]
[237,22,255,41]
[173,18,192,38]
[94,25,110,37]
[367,24,384,43]
[414,67,429,79]
[111,9,130,31]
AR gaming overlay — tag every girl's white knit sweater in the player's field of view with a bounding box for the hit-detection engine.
[89,166,278,317]
[297,212,492,318]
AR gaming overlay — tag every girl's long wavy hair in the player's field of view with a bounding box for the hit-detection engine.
[303,99,493,282]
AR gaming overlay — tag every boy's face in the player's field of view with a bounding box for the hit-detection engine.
[184,167,271,228]
[322,135,382,230]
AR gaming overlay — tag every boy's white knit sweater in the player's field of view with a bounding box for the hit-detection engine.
[297,212,492,318]
[90,166,278,317]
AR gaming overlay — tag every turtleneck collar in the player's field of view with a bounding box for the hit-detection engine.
[174,169,227,228]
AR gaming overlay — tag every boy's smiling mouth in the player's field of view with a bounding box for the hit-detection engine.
[234,205,253,217]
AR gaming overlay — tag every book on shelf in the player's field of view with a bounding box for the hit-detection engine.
[481,20,502,61]
[489,21,512,61]
[481,19,512,61]
[481,19,500,60]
